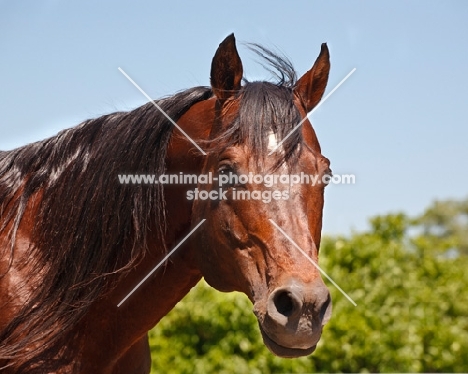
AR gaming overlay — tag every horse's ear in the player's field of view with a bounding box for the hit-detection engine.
[210,34,243,102]
[294,43,330,112]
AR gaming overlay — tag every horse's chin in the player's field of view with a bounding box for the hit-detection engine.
[258,325,317,358]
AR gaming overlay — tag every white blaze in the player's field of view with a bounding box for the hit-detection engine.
[267,131,278,151]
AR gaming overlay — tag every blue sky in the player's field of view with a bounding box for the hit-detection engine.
[1,1,467,234]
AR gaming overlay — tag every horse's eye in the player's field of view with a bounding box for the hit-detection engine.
[218,166,232,174]
[217,165,241,188]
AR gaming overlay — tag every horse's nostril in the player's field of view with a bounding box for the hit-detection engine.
[274,291,295,317]
[267,285,304,322]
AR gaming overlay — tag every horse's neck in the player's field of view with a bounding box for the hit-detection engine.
[74,100,216,370]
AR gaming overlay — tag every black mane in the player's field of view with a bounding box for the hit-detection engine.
[0,86,212,365]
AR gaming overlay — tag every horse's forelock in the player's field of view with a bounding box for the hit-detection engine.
[205,45,303,169]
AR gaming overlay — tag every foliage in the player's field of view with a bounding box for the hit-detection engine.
[149,199,468,373]
[413,197,468,256]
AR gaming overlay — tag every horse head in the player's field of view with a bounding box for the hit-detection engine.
[191,34,332,357]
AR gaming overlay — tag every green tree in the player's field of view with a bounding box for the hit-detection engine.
[413,197,468,256]
[149,200,468,373]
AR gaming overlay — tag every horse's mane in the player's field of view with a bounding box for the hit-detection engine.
[0,44,302,369]
[0,86,213,366]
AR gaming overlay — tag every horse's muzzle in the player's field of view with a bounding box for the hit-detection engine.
[254,278,332,358]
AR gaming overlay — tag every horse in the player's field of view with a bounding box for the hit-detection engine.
[0,34,333,373]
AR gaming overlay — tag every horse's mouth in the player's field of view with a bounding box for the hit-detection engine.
[258,325,317,358]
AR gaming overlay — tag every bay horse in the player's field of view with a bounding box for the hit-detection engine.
[0,34,332,373]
